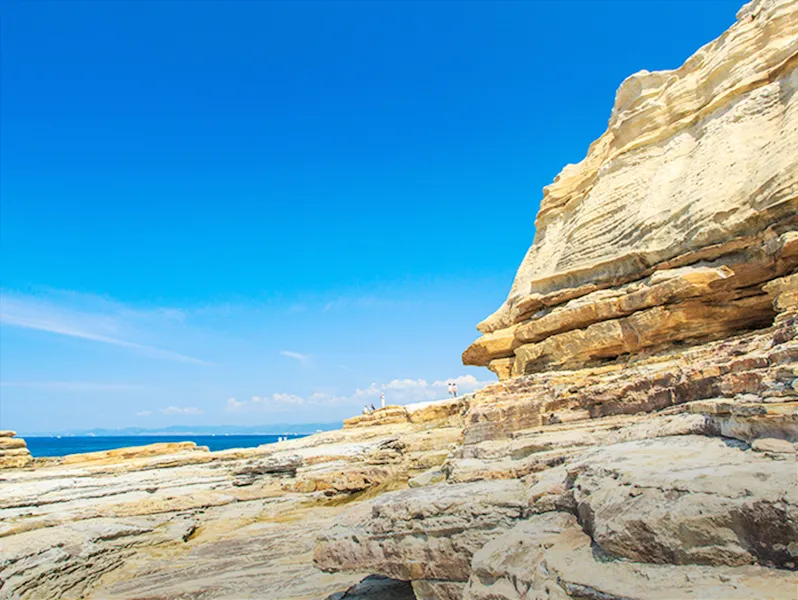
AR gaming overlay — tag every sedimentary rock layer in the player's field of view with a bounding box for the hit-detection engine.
[3,2,798,599]
[316,311,798,598]
[312,2,798,598]
[0,431,32,469]
[464,0,798,379]
[0,420,461,599]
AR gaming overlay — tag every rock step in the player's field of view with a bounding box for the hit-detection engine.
[56,441,208,466]
[0,434,32,470]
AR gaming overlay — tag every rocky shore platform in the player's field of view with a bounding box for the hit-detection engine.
[2,0,797,598]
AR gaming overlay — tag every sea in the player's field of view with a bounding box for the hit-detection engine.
[24,434,306,457]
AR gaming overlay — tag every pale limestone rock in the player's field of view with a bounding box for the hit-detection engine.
[344,406,409,428]
[405,396,469,426]
[411,580,465,600]
[0,420,459,600]
[464,512,798,600]
[751,436,796,453]
[570,436,798,568]
[314,480,527,587]
[465,0,798,378]
[0,433,32,469]
[59,441,208,465]
[0,437,27,450]
[765,272,798,314]
[5,2,798,598]
[407,466,445,488]
[482,0,798,334]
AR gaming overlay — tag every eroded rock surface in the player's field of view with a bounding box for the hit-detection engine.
[315,2,798,598]
[0,431,32,469]
[0,422,460,600]
[463,0,798,379]
[3,1,798,598]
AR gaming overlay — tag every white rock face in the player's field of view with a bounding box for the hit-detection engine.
[463,0,798,381]
[464,512,798,600]
[481,0,798,334]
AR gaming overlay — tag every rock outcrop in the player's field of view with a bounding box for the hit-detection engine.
[0,420,463,599]
[314,2,798,598]
[2,1,797,599]
[463,0,798,380]
[0,431,32,469]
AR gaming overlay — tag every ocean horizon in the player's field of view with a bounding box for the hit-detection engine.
[24,434,306,457]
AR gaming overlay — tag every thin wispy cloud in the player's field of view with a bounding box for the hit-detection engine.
[280,350,309,364]
[0,290,210,365]
[226,393,311,413]
[136,410,153,417]
[0,381,145,392]
[318,291,425,313]
[159,406,204,415]
[322,296,401,312]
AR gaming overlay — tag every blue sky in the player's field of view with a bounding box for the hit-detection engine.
[1,0,742,433]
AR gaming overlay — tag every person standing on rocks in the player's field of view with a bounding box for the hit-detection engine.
[447,382,453,397]
[452,382,458,397]
[380,393,385,408]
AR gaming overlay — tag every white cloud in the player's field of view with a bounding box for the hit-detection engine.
[280,350,309,363]
[136,410,153,417]
[223,374,490,414]
[159,406,204,415]
[272,393,305,405]
[0,290,209,365]
[226,397,245,412]
[350,374,489,405]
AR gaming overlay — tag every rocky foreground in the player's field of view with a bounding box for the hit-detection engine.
[2,0,798,598]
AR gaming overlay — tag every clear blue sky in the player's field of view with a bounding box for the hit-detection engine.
[1,0,742,433]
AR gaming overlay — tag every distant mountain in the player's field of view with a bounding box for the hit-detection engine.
[22,423,343,437]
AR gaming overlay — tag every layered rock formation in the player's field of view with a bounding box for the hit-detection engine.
[315,1,798,598]
[0,431,32,469]
[0,421,462,599]
[2,1,797,599]
[463,0,798,380]
[317,316,798,598]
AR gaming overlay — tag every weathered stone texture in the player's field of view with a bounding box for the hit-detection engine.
[5,1,798,599]
[464,0,798,379]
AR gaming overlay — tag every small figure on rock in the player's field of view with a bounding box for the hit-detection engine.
[370,403,376,412]
[380,392,385,408]
[452,382,458,397]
